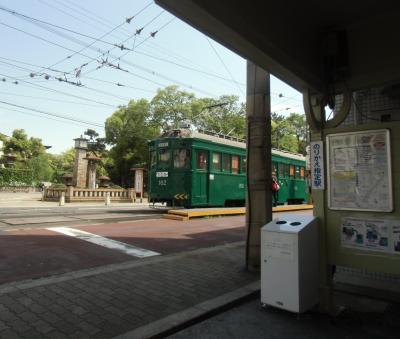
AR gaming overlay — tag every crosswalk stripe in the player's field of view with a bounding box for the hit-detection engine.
[47,227,160,258]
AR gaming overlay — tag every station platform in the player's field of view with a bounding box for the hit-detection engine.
[164,204,313,221]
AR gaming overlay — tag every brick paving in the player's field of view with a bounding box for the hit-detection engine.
[0,243,257,338]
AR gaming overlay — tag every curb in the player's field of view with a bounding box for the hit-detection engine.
[113,281,260,339]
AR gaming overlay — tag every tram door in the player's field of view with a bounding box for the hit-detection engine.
[193,149,209,205]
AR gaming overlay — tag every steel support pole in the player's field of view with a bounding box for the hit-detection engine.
[245,61,272,270]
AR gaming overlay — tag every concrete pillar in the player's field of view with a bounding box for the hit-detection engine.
[59,192,65,206]
[105,192,111,206]
[87,161,97,189]
[245,61,272,270]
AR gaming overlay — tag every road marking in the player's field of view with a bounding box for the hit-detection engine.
[47,227,160,258]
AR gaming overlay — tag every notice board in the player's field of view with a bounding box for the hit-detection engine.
[327,129,392,212]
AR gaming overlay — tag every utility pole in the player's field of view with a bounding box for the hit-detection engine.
[245,61,272,270]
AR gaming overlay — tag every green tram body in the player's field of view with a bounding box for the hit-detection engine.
[148,129,308,208]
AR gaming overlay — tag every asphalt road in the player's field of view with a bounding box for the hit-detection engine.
[0,205,166,230]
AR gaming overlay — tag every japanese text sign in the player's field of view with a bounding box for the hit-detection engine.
[311,141,325,190]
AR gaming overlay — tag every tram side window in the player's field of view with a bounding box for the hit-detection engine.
[289,164,295,178]
[212,153,221,171]
[174,149,190,168]
[279,163,285,177]
[231,155,239,174]
[300,166,305,179]
[158,148,170,166]
[196,150,208,170]
[150,151,156,167]
[295,166,300,178]
[272,162,278,178]
[222,154,231,172]
[241,157,247,173]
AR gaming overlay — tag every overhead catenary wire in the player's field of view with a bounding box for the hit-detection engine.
[80,10,168,75]
[0,10,206,96]
[0,72,120,108]
[206,37,245,97]
[36,0,128,41]
[0,100,104,128]
[52,0,149,38]
[0,57,159,93]
[0,90,111,108]
[0,60,132,102]
[0,105,97,128]
[1,10,236,99]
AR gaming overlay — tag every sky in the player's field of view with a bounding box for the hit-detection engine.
[0,0,304,153]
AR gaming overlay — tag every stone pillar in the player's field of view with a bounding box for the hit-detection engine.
[87,161,97,189]
[72,137,88,188]
[245,61,272,270]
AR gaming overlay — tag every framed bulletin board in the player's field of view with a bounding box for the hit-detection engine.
[327,129,392,212]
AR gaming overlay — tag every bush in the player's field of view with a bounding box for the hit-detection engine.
[0,168,34,187]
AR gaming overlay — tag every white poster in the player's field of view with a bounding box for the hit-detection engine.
[135,170,143,194]
[327,130,392,212]
[392,225,400,254]
[341,218,398,254]
[310,141,324,190]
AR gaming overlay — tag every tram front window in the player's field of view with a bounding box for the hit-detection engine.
[174,149,190,168]
[158,148,170,167]
[150,151,156,167]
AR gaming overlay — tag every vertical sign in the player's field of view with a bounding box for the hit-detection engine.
[135,169,143,194]
[311,141,324,190]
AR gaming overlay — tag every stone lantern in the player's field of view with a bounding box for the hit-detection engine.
[62,173,73,186]
[98,175,111,188]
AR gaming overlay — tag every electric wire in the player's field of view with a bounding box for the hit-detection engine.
[0,57,159,93]
[0,100,104,127]
[0,60,131,102]
[0,105,97,128]
[0,72,120,108]
[36,0,124,40]
[206,37,245,96]
[0,90,110,108]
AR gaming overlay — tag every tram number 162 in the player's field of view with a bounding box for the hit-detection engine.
[158,179,167,186]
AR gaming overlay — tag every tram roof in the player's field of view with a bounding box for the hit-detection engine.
[158,128,306,162]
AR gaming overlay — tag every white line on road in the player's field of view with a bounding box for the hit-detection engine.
[47,227,160,258]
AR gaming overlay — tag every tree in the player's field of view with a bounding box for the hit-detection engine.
[2,129,46,162]
[83,128,106,155]
[51,148,75,183]
[271,112,308,153]
[105,99,158,186]
[286,113,308,154]
[150,85,196,130]
[26,154,54,182]
[192,95,246,138]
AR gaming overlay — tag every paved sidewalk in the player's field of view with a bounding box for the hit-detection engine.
[0,242,257,339]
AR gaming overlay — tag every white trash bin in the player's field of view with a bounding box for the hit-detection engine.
[261,215,319,313]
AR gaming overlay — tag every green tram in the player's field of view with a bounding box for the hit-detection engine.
[148,128,308,208]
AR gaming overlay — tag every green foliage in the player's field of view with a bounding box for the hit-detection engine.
[25,154,54,182]
[192,95,245,138]
[150,85,195,130]
[47,148,75,183]
[105,98,158,186]
[271,112,308,154]
[2,129,46,161]
[0,168,34,186]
